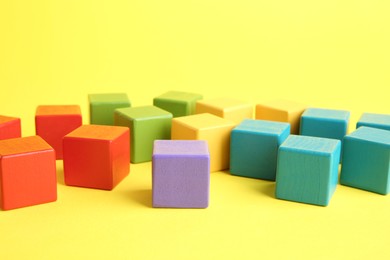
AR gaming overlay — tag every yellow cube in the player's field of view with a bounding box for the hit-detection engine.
[172,113,236,172]
[255,100,306,134]
[195,98,253,124]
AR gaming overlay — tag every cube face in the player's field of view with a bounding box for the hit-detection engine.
[89,93,131,125]
[0,115,21,140]
[340,127,390,195]
[275,135,341,206]
[35,105,82,159]
[195,98,253,124]
[0,136,57,210]
[230,119,290,180]
[63,125,130,190]
[153,91,203,117]
[171,113,235,172]
[114,106,172,163]
[152,140,210,208]
[357,113,390,131]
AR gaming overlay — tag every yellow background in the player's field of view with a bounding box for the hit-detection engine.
[1,1,390,259]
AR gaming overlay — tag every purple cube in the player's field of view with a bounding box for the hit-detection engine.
[152,140,210,208]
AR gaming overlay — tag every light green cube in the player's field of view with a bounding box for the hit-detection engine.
[153,91,203,117]
[89,93,131,125]
[114,106,172,163]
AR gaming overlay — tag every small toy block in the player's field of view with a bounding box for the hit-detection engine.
[340,127,390,195]
[255,100,307,134]
[195,98,253,124]
[89,93,131,125]
[63,125,130,190]
[171,113,235,172]
[153,91,203,117]
[356,113,390,131]
[152,140,210,208]
[0,115,21,140]
[114,106,172,163]
[0,136,57,210]
[275,135,341,206]
[230,119,290,180]
[35,105,82,159]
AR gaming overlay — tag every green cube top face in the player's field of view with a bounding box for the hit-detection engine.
[115,106,172,121]
[153,91,203,117]
[89,93,131,125]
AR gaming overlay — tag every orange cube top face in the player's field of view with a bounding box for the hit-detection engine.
[0,115,21,140]
[0,136,57,210]
[36,105,81,116]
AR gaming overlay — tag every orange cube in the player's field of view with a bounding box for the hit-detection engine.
[0,115,21,140]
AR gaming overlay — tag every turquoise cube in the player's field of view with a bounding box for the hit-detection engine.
[340,127,390,195]
[230,119,290,180]
[114,106,172,163]
[275,135,341,206]
[356,113,390,131]
[153,91,203,118]
[89,93,131,125]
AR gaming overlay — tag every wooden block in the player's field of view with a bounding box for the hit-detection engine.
[35,105,82,159]
[153,91,203,117]
[152,140,210,208]
[356,113,390,131]
[89,93,131,125]
[63,125,130,190]
[230,119,290,180]
[0,136,57,210]
[275,135,341,206]
[114,106,172,163]
[195,98,253,124]
[171,113,235,172]
[0,115,21,140]
[340,127,390,195]
[255,100,306,134]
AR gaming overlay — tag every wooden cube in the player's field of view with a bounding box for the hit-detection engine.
[0,136,57,210]
[356,113,390,131]
[255,100,306,134]
[153,91,203,117]
[196,98,253,124]
[89,93,131,125]
[63,125,130,190]
[172,113,235,172]
[0,115,21,140]
[35,105,82,159]
[152,140,210,208]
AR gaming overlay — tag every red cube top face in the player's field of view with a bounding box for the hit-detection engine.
[66,124,129,140]
[0,115,21,140]
[0,135,53,156]
[36,105,81,116]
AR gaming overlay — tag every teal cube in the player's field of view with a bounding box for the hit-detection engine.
[356,113,390,131]
[89,93,131,125]
[340,127,390,195]
[230,119,290,180]
[275,135,341,206]
[153,91,203,118]
[114,106,172,163]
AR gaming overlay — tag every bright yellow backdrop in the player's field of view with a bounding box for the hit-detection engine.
[1,1,390,259]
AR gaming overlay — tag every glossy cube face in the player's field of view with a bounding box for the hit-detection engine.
[255,100,306,134]
[195,98,253,124]
[153,91,203,118]
[0,115,21,140]
[63,125,130,190]
[89,93,131,125]
[230,119,290,180]
[275,135,341,206]
[35,105,82,159]
[356,113,390,131]
[171,113,235,172]
[340,127,390,195]
[0,136,57,210]
[114,106,172,163]
[152,140,210,208]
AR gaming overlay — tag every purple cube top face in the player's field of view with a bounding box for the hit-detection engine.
[152,140,210,208]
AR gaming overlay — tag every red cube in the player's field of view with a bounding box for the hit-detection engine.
[63,125,130,190]
[0,136,57,210]
[35,105,82,159]
[0,115,21,140]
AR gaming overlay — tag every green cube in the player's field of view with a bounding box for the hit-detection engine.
[89,93,131,125]
[114,106,172,163]
[153,91,203,117]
